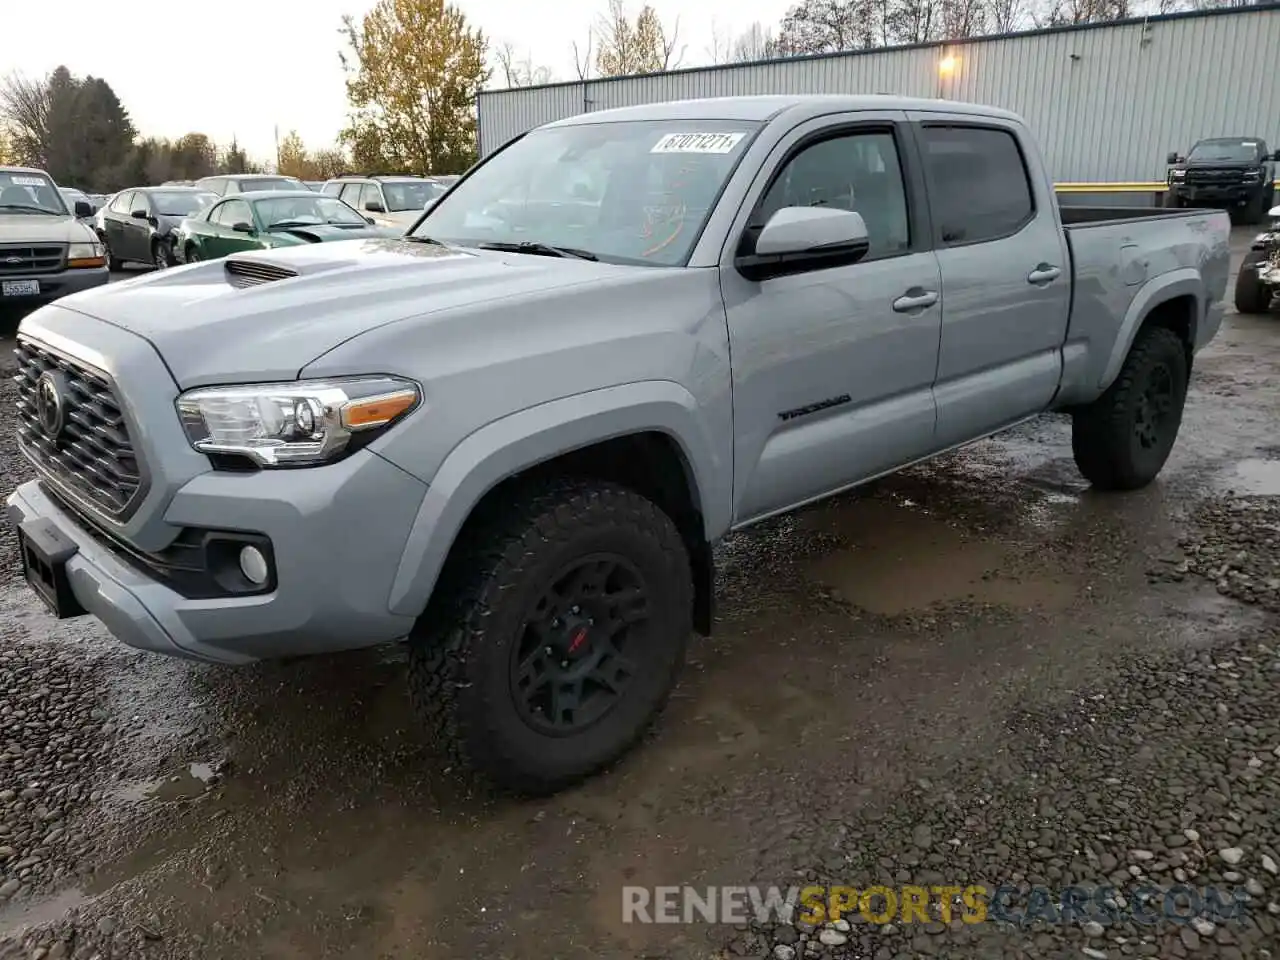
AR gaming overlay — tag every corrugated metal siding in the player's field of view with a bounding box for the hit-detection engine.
[477,6,1280,182]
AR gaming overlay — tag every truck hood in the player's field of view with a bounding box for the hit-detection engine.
[0,214,94,241]
[51,236,621,388]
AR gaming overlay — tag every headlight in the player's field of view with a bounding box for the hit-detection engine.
[1244,170,1261,181]
[176,376,420,467]
[66,239,105,269]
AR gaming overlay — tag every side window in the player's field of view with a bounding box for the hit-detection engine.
[321,181,343,197]
[922,125,1033,245]
[360,184,382,209]
[209,202,233,226]
[131,192,151,215]
[338,182,362,205]
[754,130,910,260]
[222,200,253,226]
[109,191,134,214]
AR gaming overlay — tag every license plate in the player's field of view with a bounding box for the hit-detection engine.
[16,519,86,619]
[1,280,39,297]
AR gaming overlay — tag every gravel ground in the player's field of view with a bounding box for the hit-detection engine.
[0,241,1275,959]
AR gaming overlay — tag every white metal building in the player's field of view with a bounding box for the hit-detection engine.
[476,3,1280,184]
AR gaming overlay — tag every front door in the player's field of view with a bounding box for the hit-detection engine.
[907,114,1071,447]
[122,192,152,262]
[721,114,944,524]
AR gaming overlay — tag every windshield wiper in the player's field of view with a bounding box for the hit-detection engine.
[402,235,449,247]
[0,203,55,215]
[476,240,598,261]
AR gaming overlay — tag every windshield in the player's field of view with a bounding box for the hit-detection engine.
[1188,140,1260,163]
[240,178,304,193]
[255,195,368,228]
[151,191,216,216]
[410,120,758,266]
[0,171,68,215]
[383,180,446,211]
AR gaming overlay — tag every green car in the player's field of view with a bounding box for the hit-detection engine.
[174,190,396,263]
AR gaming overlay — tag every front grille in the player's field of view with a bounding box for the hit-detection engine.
[0,244,66,276]
[14,338,144,519]
[1186,169,1242,184]
[224,259,297,288]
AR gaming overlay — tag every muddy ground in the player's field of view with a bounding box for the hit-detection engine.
[0,235,1275,960]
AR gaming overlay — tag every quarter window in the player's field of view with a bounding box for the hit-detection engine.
[753,130,910,261]
[109,192,134,214]
[922,126,1033,245]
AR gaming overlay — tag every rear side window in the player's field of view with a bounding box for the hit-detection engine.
[922,125,1033,245]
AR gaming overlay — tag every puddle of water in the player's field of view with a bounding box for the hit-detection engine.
[801,498,1075,616]
[1219,458,1280,496]
[114,762,219,804]
[0,888,88,937]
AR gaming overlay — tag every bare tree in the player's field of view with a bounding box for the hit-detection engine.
[573,30,595,79]
[732,22,782,61]
[495,42,554,87]
[595,0,684,76]
[0,71,52,166]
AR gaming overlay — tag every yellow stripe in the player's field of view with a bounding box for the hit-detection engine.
[1054,180,1280,193]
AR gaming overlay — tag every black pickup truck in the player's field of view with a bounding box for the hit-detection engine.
[1165,137,1280,224]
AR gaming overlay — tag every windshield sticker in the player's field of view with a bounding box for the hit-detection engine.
[651,132,746,155]
[8,176,45,186]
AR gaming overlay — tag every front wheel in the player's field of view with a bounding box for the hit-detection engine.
[100,233,122,272]
[151,240,171,270]
[1071,326,1189,492]
[1235,251,1273,314]
[184,243,200,263]
[409,478,693,795]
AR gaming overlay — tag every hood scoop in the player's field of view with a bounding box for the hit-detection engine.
[224,258,299,288]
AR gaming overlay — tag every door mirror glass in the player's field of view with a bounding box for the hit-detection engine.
[1166,151,1184,165]
[754,206,870,258]
[231,221,255,234]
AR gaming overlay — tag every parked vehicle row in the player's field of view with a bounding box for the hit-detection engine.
[5,96,1230,795]
[319,174,452,229]
[97,186,217,270]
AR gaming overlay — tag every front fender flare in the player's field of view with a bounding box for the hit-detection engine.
[387,380,725,618]
[1098,268,1201,391]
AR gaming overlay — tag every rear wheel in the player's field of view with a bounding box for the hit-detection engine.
[1234,251,1273,314]
[1071,326,1189,492]
[408,477,692,795]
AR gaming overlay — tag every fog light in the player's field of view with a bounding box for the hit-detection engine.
[238,545,269,585]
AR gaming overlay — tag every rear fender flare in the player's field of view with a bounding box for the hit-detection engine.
[387,381,725,618]
[1098,268,1201,391]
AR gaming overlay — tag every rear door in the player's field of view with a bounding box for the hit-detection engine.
[907,113,1071,448]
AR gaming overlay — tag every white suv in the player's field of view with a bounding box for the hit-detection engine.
[319,175,449,230]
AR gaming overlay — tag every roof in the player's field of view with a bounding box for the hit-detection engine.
[200,173,301,180]
[0,166,51,176]
[544,94,1021,128]
[232,189,334,200]
[138,185,214,193]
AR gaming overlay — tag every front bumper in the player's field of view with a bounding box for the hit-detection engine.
[1169,183,1260,204]
[6,449,426,664]
[0,268,108,304]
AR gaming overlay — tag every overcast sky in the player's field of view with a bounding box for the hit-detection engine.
[1,0,794,163]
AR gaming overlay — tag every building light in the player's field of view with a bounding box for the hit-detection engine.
[938,55,958,76]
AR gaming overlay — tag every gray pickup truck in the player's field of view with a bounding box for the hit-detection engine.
[1,167,108,307]
[6,96,1230,793]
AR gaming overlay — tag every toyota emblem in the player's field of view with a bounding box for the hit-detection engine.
[34,371,67,440]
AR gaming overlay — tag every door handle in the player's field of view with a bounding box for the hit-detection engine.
[892,289,939,313]
[1027,264,1062,285]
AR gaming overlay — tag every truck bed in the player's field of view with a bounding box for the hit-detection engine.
[1051,203,1232,409]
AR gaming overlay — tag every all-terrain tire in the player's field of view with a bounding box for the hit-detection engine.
[1245,189,1271,225]
[408,477,693,795]
[1235,251,1272,314]
[1071,326,1189,492]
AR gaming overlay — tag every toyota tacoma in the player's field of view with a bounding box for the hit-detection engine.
[6,96,1230,794]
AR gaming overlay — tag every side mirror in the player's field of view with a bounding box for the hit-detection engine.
[1271,151,1280,162]
[131,209,149,219]
[1166,151,1179,165]
[74,201,93,218]
[231,221,255,234]
[365,200,385,213]
[736,206,871,282]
